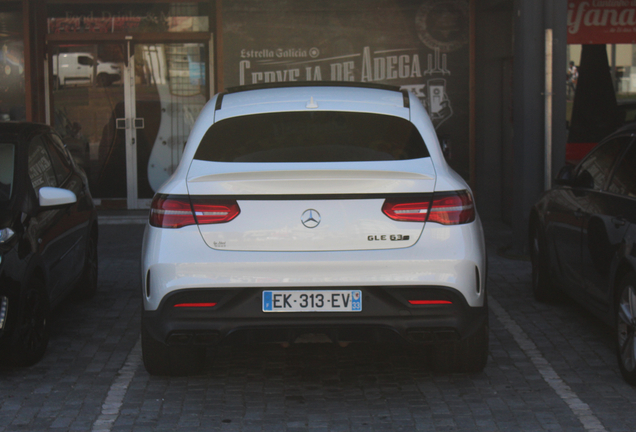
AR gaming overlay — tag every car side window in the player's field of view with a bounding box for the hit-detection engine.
[608,143,636,198]
[44,134,72,185]
[78,55,93,67]
[576,136,631,190]
[49,133,73,166]
[28,135,57,192]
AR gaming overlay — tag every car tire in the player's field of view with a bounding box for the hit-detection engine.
[73,230,98,300]
[430,320,489,373]
[96,73,111,87]
[530,222,556,302]
[141,324,206,376]
[6,278,50,367]
[615,273,636,385]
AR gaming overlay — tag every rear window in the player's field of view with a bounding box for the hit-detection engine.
[194,111,429,163]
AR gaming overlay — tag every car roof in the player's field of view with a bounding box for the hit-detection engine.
[605,121,636,138]
[213,82,410,122]
[0,122,52,144]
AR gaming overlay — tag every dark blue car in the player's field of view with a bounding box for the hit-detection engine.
[530,122,636,385]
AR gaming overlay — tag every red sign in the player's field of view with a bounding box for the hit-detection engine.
[568,0,636,44]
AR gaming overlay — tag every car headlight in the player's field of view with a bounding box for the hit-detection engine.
[0,228,14,243]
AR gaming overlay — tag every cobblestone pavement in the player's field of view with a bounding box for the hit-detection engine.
[1,221,636,431]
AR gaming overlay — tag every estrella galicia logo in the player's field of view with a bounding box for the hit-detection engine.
[301,209,321,228]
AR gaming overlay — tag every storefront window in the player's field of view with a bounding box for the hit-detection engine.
[47,2,209,34]
[0,6,25,121]
[566,0,636,162]
[222,0,471,180]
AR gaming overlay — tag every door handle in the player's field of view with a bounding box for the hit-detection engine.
[612,217,627,227]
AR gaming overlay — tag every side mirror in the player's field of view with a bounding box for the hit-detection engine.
[554,164,594,189]
[576,169,595,189]
[39,187,77,207]
[554,164,576,186]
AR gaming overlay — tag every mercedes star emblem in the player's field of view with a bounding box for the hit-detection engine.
[301,209,321,228]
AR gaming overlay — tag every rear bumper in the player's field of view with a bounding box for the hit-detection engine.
[142,286,488,347]
[141,218,487,311]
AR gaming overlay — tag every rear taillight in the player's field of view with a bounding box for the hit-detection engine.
[191,200,240,224]
[382,191,475,225]
[150,196,195,228]
[427,191,475,225]
[150,195,240,228]
[381,199,431,222]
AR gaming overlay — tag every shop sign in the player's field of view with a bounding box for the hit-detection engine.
[46,4,209,34]
[223,0,472,180]
[568,0,636,44]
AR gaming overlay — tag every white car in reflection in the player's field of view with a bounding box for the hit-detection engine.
[140,83,488,376]
[52,53,121,87]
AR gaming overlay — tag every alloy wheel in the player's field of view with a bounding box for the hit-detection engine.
[618,283,636,372]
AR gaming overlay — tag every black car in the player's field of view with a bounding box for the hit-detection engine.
[529,122,636,385]
[0,122,98,366]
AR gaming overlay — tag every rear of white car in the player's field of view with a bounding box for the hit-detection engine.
[140,83,487,376]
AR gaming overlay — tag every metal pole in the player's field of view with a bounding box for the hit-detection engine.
[545,28,553,190]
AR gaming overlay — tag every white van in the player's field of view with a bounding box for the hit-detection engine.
[52,53,121,87]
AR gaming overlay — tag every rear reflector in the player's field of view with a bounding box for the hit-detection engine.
[150,195,240,228]
[382,191,475,225]
[408,300,452,305]
[173,303,217,308]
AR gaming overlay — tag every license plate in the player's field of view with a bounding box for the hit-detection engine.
[262,290,362,312]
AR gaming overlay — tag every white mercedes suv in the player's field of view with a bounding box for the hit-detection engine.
[141,83,488,376]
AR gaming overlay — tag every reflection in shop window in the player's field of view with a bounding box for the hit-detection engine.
[567,44,636,126]
[46,3,209,34]
[0,8,25,121]
[0,144,15,201]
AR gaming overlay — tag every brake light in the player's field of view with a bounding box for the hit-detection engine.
[428,192,475,225]
[191,200,240,224]
[150,195,240,228]
[150,196,195,228]
[382,191,475,225]
[382,199,431,222]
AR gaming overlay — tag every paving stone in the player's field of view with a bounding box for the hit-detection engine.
[2,222,636,431]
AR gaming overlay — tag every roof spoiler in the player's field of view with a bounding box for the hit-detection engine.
[214,81,410,112]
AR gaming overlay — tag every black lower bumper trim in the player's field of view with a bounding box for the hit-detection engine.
[143,286,487,347]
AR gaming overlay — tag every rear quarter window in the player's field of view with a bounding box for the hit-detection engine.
[194,111,429,163]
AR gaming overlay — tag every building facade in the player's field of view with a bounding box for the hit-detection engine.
[4,0,629,249]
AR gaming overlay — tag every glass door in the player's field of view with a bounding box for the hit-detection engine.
[50,41,207,209]
[50,44,127,205]
[131,43,207,207]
